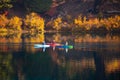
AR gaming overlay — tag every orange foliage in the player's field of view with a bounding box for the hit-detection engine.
[0,15,9,28]
[106,59,120,73]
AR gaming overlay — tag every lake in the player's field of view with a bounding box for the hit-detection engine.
[0,32,120,80]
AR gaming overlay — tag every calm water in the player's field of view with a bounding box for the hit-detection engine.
[0,32,120,80]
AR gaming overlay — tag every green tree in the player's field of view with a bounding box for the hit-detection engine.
[23,0,52,13]
[0,0,15,11]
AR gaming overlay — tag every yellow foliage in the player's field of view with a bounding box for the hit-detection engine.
[74,15,120,31]
[24,12,44,32]
[8,16,22,31]
[53,17,62,30]
[74,19,82,26]
[101,15,120,30]
[7,33,22,43]
[0,31,7,37]
[0,28,7,32]
[74,15,83,26]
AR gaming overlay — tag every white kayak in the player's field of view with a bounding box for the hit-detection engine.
[34,44,50,48]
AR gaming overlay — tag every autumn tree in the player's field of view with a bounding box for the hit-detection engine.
[24,12,44,32]
[8,16,22,31]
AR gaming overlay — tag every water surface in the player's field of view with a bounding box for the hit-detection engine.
[0,32,120,80]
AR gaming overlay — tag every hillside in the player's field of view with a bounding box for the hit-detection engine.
[7,0,120,19]
[50,0,120,18]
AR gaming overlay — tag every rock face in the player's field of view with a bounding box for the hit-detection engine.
[54,0,95,18]
[46,0,94,18]
[45,0,66,17]
[8,0,120,19]
[45,0,120,18]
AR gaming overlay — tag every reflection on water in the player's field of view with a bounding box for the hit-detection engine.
[0,32,120,80]
[0,32,44,44]
[0,32,44,53]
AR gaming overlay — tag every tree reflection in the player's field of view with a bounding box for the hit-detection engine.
[22,32,44,43]
[0,53,15,80]
[0,32,44,53]
[23,52,54,80]
[48,49,96,80]
[93,52,106,80]
[0,32,120,80]
[0,32,44,44]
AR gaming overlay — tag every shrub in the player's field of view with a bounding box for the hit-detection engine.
[53,17,62,30]
[0,15,9,28]
[24,12,44,32]
[74,15,82,26]
[8,16,22,31]
[73,15,120,32]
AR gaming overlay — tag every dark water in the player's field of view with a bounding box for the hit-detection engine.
[0,33,120,80]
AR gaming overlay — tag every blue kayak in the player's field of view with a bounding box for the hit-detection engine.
[56,42,73,49]
[57,45,73,49]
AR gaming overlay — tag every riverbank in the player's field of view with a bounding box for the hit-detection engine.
[45,15,120,33]
[0,13,120,34]
[1,0,120,34]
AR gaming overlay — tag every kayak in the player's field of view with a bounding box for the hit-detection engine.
[56,45,73,53]
[57,45,73,49]
[34,42,73,49]
[46,43,62,47]
[34,44,50,48]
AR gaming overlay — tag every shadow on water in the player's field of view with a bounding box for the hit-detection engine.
[0,32,120,80]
